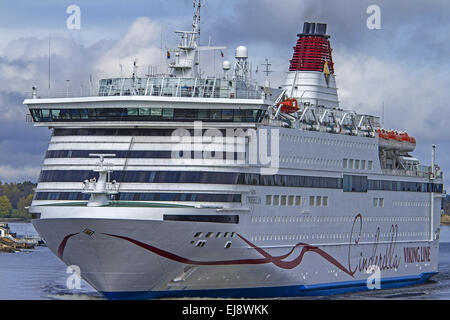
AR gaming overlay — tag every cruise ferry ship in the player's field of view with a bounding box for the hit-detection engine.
[25,2,444,299]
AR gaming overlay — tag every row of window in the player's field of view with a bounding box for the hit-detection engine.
[368,179,441,192]
[280,157,342,168]
[242,173,342,189]
[343,158,373,170]
[38,170,239,184]
[34,192,241,203]
[266,195,302,206]
[343,175,443,193]
[30,108,266,123]
[53,128,196,136]
[34,192,90,201]
[309,196,329,207]
[37,170,443,194]
[249,231,430,243]
[46,150,370,171]
[265,195,328,207]
[392,200,431,207]
[45,150,244,161]
[250,215,429,224]
[279,134,377,150]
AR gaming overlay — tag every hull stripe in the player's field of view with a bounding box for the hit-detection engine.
[102,233,354,276]
[57,232,79,259]
[101,272,437,300]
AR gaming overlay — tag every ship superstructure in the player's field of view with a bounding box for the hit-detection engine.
[25,3,444,299]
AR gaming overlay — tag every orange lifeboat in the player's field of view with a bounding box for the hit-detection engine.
[387,131,402,141]
[278,98,299,113]
[377,129,416,152]
[377,129,388,140]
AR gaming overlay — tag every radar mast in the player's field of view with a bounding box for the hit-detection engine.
[168,0,226,78]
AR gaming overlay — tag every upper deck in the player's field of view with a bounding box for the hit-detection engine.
[98,77,263,100]
[23,77,273,127]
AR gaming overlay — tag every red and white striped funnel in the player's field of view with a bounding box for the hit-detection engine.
[289,22,334,73]
[281,22,339,108]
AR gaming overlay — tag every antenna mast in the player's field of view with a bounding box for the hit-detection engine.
[168,0,203,78]
[261,58,273,77]
[168,0,225,78]
[261,58,273,86]
[192,0,202,45]
[48,37,51,95]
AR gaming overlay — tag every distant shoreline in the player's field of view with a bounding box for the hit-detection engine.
[0,218,30,223]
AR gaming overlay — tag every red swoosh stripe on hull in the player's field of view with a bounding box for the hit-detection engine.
[237,234,354,276]
[57,233,79,259]
[103,233,355,277]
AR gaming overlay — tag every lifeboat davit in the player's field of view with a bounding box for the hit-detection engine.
[278,98,299,113]
[377,129,416,152]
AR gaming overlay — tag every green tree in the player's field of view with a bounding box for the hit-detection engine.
[0,195,12,217]
[16,194,33,219]
[0,181,36,210]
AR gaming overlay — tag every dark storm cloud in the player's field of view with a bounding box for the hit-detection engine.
[0,17,164,182]
[0,35,117,182]
[207,0,450,66]
[0,90,50,181]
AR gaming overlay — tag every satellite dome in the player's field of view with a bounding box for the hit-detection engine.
[222,61,231,70]
[235,46,248,59]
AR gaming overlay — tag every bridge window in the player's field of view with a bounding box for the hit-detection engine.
[29,108,266,123]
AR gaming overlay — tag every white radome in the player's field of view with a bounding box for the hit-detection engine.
[235,46,248,59]
[223,60,231,70]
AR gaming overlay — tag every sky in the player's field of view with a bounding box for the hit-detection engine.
[0,0,449,187]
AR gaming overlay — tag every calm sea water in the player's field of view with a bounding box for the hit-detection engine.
[1,223,450,300]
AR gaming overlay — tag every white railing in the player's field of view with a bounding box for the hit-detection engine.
[381,168,441,179]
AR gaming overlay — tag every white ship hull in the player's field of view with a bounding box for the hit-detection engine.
[32,192,440,299]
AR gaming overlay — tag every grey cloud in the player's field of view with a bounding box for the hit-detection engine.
[0,34,117,182]
[0,17,164,182]
[206,0,450,66]
[0,90,50,182]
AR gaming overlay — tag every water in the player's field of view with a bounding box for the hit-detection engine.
[1,223,450,300]
[0,223,102,300]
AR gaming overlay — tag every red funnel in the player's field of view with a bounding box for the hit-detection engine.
[289,22,334,73]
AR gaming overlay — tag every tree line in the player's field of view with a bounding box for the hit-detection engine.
[0,181,36,219]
